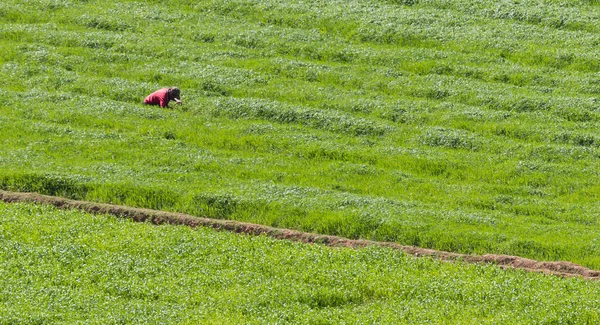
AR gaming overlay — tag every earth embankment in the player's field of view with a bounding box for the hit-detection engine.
[2,190,598,280]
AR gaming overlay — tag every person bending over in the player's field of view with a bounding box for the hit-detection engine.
[144,87,182,108]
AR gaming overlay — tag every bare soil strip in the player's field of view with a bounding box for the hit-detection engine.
[2,190,599,280]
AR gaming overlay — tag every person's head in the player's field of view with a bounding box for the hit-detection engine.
[168,87,181,102]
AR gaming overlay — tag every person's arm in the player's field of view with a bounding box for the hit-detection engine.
[159,96,168,108]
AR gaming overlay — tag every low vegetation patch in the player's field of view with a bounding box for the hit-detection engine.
[2,202,600,324]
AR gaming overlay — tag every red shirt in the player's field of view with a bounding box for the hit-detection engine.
[144,88,170,107]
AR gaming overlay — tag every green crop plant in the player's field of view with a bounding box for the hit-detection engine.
[2,0,600,270]
[2,202,600,324]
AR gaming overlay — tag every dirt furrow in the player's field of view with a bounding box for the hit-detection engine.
[2,190,599,280]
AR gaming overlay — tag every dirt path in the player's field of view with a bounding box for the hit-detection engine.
[2,190,599,280]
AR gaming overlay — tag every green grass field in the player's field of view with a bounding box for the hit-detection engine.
[2,201,600,324]
[1,0,600,276]
[3,0,600,322]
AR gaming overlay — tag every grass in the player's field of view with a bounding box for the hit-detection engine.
[1,0,600,269]
[2,201,600,324]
